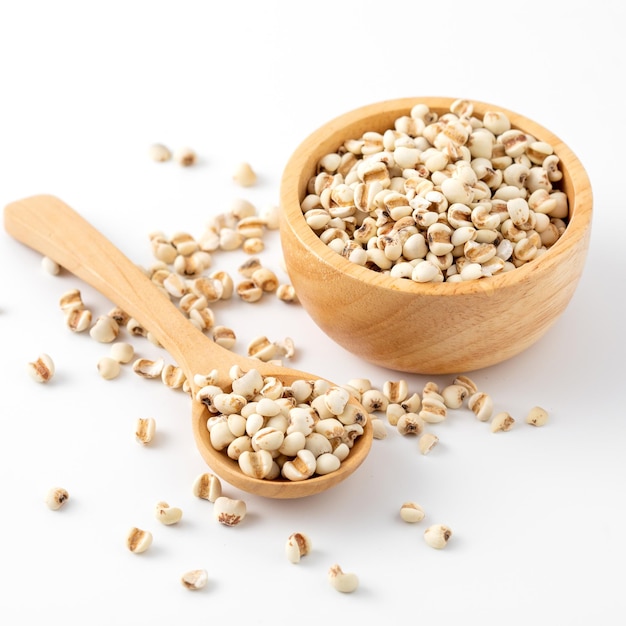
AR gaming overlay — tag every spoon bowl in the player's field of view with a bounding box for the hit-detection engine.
[4,194,373,499]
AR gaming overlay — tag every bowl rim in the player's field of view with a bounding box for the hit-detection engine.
[280,96,593,297]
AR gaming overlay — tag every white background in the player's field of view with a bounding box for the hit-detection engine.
[1,1,624,624]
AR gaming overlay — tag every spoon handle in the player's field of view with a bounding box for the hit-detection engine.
[3,194,231,379]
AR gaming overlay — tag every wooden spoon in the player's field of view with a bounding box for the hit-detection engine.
[4,195,373,499]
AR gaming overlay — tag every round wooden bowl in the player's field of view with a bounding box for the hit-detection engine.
[279,97,593,374]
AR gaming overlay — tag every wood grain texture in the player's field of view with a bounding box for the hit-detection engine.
[3,195,372,499]
[279,97,593,374]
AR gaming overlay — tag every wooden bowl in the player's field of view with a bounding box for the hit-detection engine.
[279,97,593,374]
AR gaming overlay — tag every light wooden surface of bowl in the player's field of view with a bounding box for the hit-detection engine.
[280,97,593,374]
